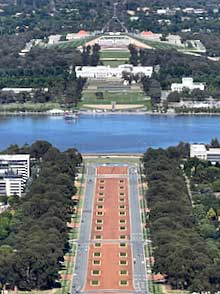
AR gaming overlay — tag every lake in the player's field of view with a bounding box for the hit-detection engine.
[0,114,219,153]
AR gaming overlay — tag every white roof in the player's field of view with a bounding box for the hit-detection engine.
[190,144,206,152]
[0,154,30,160]
[207,148,220,154]
[47,109,64,114]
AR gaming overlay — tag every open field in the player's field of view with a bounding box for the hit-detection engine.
[100,50,130,60]
[136,37,182,50]
[83,103,144,110]
[53,37,95,49]
[80,91,151,110]
[102,59,126,66]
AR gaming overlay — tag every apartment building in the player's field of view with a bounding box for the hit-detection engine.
[0,154,30,197]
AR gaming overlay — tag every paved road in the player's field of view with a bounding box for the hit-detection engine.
[129,165,148,294]
[72,164,96,294]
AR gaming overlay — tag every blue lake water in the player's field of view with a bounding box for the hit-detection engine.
[0,114,219,153]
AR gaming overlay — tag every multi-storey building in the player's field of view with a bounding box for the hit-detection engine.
[0,154,30,197]
[190,144,220,164]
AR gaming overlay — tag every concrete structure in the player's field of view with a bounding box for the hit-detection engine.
[75,64,153,80]
[0,154,30,184]
[66,30,90,41]
[171,77,205,92]
[190,144,220,163]
[0,173,23,197]
[1,88,48,94]
[48,34,61,45]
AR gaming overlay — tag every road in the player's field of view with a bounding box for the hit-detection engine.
[72,164,96,294]
[129,166,148,294]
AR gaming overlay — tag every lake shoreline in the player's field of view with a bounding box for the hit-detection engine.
[1,110,220,117]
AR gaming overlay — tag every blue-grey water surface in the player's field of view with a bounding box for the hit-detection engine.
[0,114,219,153]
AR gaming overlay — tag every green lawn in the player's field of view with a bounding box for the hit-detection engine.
[54,37,95,49]
[100,50,130,59]
[102,60,126,66]
[80,91,151,109]
[135,37,182,50]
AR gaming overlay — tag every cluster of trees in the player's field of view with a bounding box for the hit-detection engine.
[143,144,220,292]
[166,88,220,103]
[129,47,220,94]
[0,141,82,290]
[0,40,100,106]
[81,44,101,66]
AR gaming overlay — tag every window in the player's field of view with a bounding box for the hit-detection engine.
[119,243,127,248]
[119,280,128,286]
[119,192,125,196]
[99,192,104,196]
[93,260,101,265]
[95,226,103,231]
[119,270,128,275]
[119,186,124,190]
[119,235,127,239]
[96,219,103,224]
[120,226,126,231]
[119,205,126,209]
[119,260,128,265]
[97,198,104,202]
[97,205,103,209]
[91,280,100,286]
[119,252,127,257]
[119,219,126,224]
[96,211,104,216]
[119,211,126,216]
[119,198,125,202]
[93,252,101,257]
[100,180,105,184]
[119,180,124,183]
[95,235,102,239]
[99,186,104,190]
[94,243,101,248]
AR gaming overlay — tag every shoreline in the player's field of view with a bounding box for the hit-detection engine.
[1,110,220,117]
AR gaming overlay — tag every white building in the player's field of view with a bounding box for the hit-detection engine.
[190,144,220,164]
[0,154,30,197]
[0,173,23,197]
[48,34,61,45]
[0,154,30,183]
[75,64,153,80]
[171,77,205,92]
[1,88,49,94]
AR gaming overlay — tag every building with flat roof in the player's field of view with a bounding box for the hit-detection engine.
[0,154,30,187]
[190,144,220,164]
[75,64,153,80]
[171,77,205,92]
[0,172,23,197]
[0,154,30,197]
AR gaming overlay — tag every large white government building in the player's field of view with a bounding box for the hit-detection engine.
[190,144,220,164]
[0,154,30,197]
[171,77,205,92]
[75,64,153,80]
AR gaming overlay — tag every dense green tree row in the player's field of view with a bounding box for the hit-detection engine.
[142,144,220,292]
[0,141,82,290]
